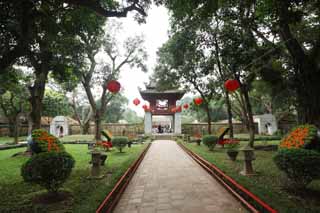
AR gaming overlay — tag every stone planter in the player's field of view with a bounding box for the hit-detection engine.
[196,139,201,146]
[227,150,239,161]
[128,142,132,148]
[88,151,107,179]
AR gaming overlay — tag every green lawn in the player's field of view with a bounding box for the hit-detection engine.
[60,134,94,142]
[182,142,320,213]
[230,133,281,141]
[240,140,280,146]
[0,143,148,212]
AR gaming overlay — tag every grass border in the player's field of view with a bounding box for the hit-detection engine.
[178,142,277,213]
[96,143,151,213]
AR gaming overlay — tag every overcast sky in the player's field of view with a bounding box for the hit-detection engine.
[111,5,170,116]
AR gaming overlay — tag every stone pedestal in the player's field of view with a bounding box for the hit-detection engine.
[240,146,256,176]
[88,151,104,179]
[174,112,181,134]
[144,112,152,134]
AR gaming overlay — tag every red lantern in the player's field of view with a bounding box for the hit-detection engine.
[133,98,140,106]
[176,106,182,112]
[143,105,151,112]
[183,103,189,109]
[171,107,176,113]
[107,80,121,93]
[224,79,240,92]
[194,97,203,106]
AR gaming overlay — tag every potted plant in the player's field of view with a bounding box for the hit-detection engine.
[112,136,128,153]
[202,135,218,151]
[91,143,108,166]
[225,140,240,161]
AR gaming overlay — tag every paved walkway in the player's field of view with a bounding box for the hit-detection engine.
[113,140,247,213]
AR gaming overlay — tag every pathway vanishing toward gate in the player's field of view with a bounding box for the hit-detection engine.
[113,140,247,213]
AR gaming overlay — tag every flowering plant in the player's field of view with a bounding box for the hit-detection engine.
[279,124,318,149]
[31,129,64,153]
[96,141,112,151]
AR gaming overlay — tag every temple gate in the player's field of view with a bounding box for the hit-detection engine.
[139,84,185,134]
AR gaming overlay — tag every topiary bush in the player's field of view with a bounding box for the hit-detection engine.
[273,149,320,189]
[112,136,128,153]
[21,151,75,193]
[29,129,65,153]
[202,135,218,151]
[274,124,320,189]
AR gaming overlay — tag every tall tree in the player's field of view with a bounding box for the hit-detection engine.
[0,0,151,131]
[79,21,147,140]
[42,89,72,117]
[157,0,320,128]
[0,69,29,143]
[103,94,128,123]
[68,87,92,134]
[0,0,150,73]
[154,26,221,134]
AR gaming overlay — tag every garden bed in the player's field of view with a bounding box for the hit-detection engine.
[0,143,148,212]
[181,142,320,213]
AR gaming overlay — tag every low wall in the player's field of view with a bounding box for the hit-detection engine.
[0,122,255,137]
[69,123,144,136]
[0,124,50,137]
[182,123,258,135]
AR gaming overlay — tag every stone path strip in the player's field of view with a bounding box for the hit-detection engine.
[113,140,247,213]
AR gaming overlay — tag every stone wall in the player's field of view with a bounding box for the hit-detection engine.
[69,123,144,136]
[182,123,258,135]
[0,122,255,137]
[0,124,50,137]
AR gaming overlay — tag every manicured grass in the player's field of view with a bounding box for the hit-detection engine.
[0,136,27,145]
[182,142,320,213]
[0,134,94,145]
[0,143,148,212]
[59,134,94,142]
[231,133,281,141]
[240,140,280,146]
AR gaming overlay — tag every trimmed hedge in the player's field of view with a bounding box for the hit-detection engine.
[273,149,320,189]
[111,136,128,153]
[274,124,320,189]
[202,135,218,151]
[21,151,75,193]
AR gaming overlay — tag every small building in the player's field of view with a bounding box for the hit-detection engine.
[49,116,74,137]
[253,114,278,135]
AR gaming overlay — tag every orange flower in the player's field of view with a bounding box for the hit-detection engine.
[280,127,309,149]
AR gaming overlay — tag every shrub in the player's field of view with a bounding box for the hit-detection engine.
[273,149,320,189]
[21,151,75,193]
[111,136,128,152]
[29,129,65,153]
[202,135,218,151]
[225,139,240,151]
[279,124,319,150]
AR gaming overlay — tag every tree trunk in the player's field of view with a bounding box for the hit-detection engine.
[14,115,20,144]
[29,70,48,131]
[82,121,90,135]
[204,103,212,134]
[277,1,320,128]
[27,114,33,135]
[225,91,234,138]
[8,119,15,138]
[241,86,255,147]
[94,112,102,141]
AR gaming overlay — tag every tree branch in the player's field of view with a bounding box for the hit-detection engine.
[64,0,147,18]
